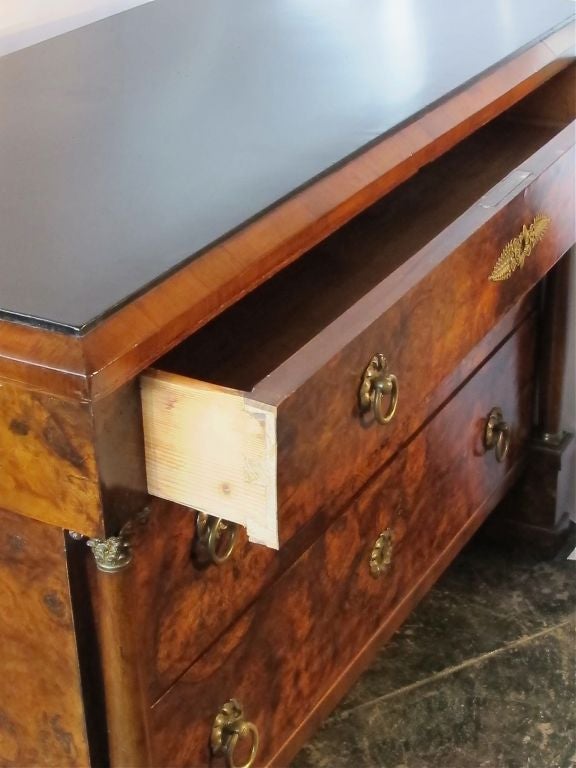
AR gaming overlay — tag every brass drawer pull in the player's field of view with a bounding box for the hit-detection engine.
[484,407,511,463]
[196,512,238,565]
[359,354,399,425]
[489,213,550,282]
[369,529,393,578]
[211,699,259,768]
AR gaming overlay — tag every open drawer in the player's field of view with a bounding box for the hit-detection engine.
[149,314,536,766]
[141,65,576,549]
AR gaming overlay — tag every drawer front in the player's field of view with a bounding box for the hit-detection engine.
[269,127,574,545]
[149,316,536,766]
[134,300,532,701]
[142,124,574,550]
[129,502,277,703]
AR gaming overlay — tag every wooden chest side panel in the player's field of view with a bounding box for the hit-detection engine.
[0,380,102,536]
[0,509,90,767]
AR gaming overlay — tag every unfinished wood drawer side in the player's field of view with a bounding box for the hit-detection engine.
[140,370,278,548]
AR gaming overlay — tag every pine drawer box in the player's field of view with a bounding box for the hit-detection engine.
[0,4,574,767]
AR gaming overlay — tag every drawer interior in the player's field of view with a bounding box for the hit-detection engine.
[158,65,575,392]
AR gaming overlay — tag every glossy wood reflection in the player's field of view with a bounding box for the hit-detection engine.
[0,32,572,404]
[0,510,90,767]
[108,297,534,704]
[0,21,572,768]
[150,118,575,547]
[1,3,573,332]
[0,381,102,535]
[149,316,536,767]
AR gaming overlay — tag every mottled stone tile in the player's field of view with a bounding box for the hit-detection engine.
[337,536,576,710]
[439,536,576,628]
[292,622,576,768]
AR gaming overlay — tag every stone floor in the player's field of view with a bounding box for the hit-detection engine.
[291,527,576,768]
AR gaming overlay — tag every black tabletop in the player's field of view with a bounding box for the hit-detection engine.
[1,0,574,333]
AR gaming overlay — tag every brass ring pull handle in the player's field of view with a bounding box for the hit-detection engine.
[196,512,238,565]
[484,407,511,463]
[211,700,259,768]
[369,529,394,578]
[359,354,399,425]
[495,425,511,463]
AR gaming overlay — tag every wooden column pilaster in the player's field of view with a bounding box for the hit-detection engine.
[489,248,575,554]
[87,526,152,768]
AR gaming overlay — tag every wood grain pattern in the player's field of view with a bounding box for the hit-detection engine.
[91,381,149,537]
[0,323,88,401]
[0,381,102,535]
[106,295,536,705]
[505,62,576,127]
[79,28,574,402]
[88,557,152,768]
[0,28,571,768]
[156,113,568,390]
[0,31,571,402]
[141,375,278,547]
[487,249,576,553]
[3,1,573,334]
[268,129,574,547]
[149,315,537,767]
[0,509,90,767]
[145,115,575,546]
[272,466,526,767]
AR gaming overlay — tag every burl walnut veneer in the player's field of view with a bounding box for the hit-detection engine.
[0,3,574,767]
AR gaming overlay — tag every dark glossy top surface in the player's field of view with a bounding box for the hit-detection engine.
[1,0,574,333]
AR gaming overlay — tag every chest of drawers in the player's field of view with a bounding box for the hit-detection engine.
[0,3,574,766]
